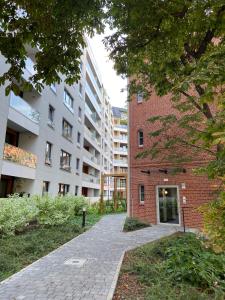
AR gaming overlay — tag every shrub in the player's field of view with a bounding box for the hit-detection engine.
[0,196,38,236]
[0,194,89,236]
[123,217,150,232]
[199,192,225,252]
[162,234,225,291]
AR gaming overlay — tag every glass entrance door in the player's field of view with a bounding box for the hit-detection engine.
[157,187,179,224]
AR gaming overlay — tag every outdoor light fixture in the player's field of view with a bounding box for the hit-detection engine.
[159,168,168,174]
[141,170,151,175]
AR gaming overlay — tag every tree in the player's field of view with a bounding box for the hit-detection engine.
[0,0,105,94]
[105,0,225,179]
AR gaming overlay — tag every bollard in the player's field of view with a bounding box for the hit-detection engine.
[82,207,86,228]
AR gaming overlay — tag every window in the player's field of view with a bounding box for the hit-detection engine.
[60,150,71,171]
[50,83,56,93]
[58,183,70,196]
[48,105,55,126]
[139,185,145,203]
[137,92,143,103]
[62,119,72,140]
[45,142,52,165]
[77,132,81,145]
[64,89,74,111]
[76,158,80,172]
[138,130,144,147]
[79,83,83,95]
[79,61,83,72]
[42,181,50,196]
[75,185,79,196]
[78,107,82,121]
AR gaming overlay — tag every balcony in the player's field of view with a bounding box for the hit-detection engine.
[84,127,101,150]
[113,159,128,167]
[113,147,128,155]
[82,173,100,189]
[86,63,102,100]
[2,143,37,179]
[85,104,101,132]
[113,136,128,144]
[83,148,100,170]
[114,124,128,132]
[85,83,101,116]
[8,92,40,135]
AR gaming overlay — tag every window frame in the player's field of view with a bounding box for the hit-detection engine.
[45,142,52,165]
[42,181,50,196]
[136,92,143,103]
[60,149,71,172]
[63,89,74,112]
[62,118,73,140]
[139,184,145,204]
[138,129,144,147]
[58,183,70,196]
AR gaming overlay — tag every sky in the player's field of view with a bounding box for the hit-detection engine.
[89,30,127,109]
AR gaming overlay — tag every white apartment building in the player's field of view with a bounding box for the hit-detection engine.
[0,40,113,201]
[112,107,128,199]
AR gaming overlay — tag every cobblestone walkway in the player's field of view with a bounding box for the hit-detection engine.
[0,214,179,300]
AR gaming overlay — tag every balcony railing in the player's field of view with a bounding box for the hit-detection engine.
[83,148,100,165]
[10,92,40,124]
[85,104,101,128]
[86,63,102,99]
[84,127,101,149]
[85,83,101,115]
[114,124,128,130]
[114,147,128,153]
[114,136,128,142]
[113,159,128,166]
[3,143,37,169]
[82,173,100,184]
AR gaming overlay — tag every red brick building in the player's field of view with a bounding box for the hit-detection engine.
[128,92,217,229]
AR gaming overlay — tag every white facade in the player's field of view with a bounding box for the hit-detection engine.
[0,41,113,202]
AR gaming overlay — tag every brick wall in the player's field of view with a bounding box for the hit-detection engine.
[129,92,218,229]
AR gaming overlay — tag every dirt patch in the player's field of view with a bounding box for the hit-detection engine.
[113,254,145,300]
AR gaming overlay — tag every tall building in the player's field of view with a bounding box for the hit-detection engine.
[128,91,217,229]
[0,41,113,201]
[112,106,128,199]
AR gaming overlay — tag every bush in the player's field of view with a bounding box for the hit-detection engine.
[199,192,225,252]
[123,217,150,232]
[0,194,89,236]
[162,234,225,291]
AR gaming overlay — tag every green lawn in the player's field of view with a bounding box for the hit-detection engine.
[0,214,100,282]
[114,233,225,300]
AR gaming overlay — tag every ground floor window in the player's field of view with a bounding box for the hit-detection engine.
[139,185,145,203]
[42,181,50,195]
[58,183,70,196]
[75,185,79,196]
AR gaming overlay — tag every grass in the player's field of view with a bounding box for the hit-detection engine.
[113,233,225,300]
[0,214,100,282]
[123,217,150,232]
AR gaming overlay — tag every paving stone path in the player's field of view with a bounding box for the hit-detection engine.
[0,214,179,300]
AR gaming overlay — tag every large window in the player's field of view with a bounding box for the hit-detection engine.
[58,183,70,196]
[138,130,144,147]
[76,158,80,173]
[45,142,52,165]
[60,150,71,171]
[139,185,145,203]
[64,89,74,111]
[62,119,72,140]
[75,185,79,196]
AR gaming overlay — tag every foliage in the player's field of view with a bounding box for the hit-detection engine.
[90,199,127,214]
[0,0,106,94]
[199,192,225,253]
[117,233,225,299]
[123,217,150,232]
[0,194,90,236]
[106,0,225,179]
[0,214,100,282]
